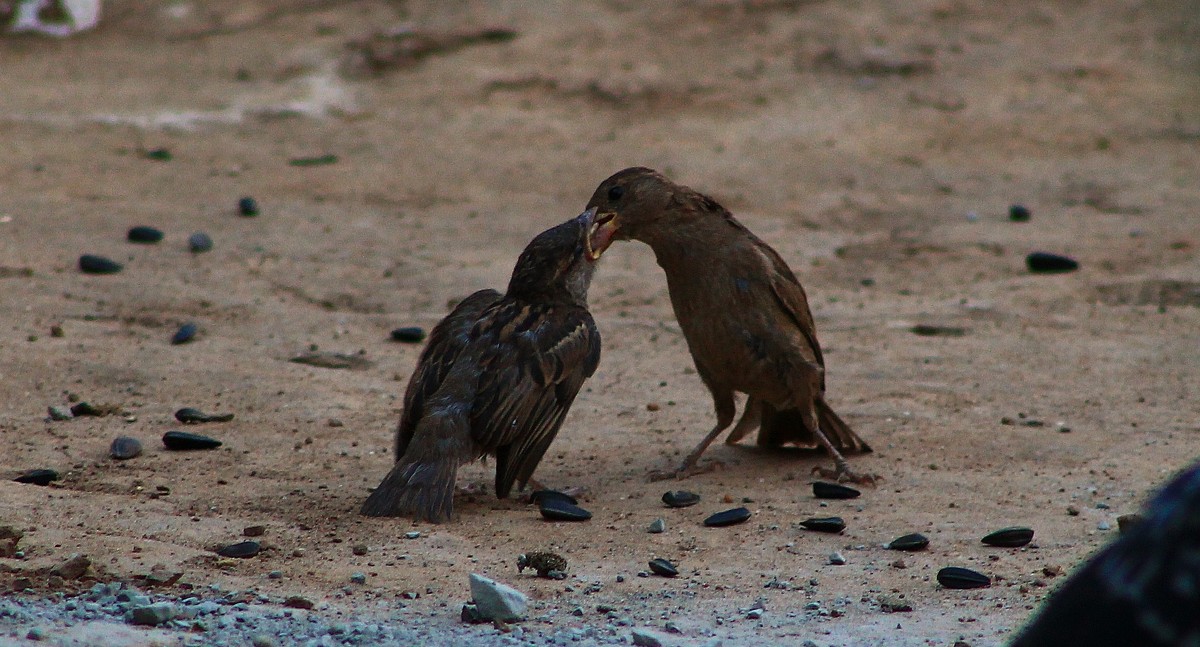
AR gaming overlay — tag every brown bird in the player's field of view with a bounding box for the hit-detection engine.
[585,167,872,483]
[361,208,605,522]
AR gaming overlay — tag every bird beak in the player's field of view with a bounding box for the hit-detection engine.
[586,209,619,261]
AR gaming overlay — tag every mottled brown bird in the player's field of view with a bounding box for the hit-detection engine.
[586,167,872,482]
[361,208,605,522]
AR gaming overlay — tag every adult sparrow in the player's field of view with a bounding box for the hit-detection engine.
[586,167,872,482]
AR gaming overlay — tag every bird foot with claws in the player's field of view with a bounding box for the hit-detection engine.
[812,464,880,486]
[647,460,724,482]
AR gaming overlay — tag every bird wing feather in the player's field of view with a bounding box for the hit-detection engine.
[394,289,503,459]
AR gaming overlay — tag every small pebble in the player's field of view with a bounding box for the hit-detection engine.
[79,254,123,274]
[26,628,45,641]
[238,197,260,217]
[268,571,283,580]
[661,491,701,508]
[1026,251,1079,274]
[251,635,278,647]
[350,572,367,584]
[69,401,103,417]
[828,551,847,565]
[127,226,165,243]
[703,507,751,527]
[1098,520,1112,531]
[171,322,198,345]
[352,544,368,556]
[162,431,222,450]
[390,327,427,343]
[216,541,260,558]
[647,518,665,534]
[539,499,592,522]
[47,405,73,421]
[647,558,678,578]
[404,531,421,539]
[188,232,213,253]
[243,525,266,537]
[144,148,172,161]
[109,436,143,460]
[14,469,59,486]
[1009,204,1032,222]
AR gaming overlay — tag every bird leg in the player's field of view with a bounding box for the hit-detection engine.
[649,391,735,481]
[808,423,878,485]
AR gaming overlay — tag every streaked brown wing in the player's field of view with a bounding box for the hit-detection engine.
[394,289,503,459]
[468,301,601,497]
[758,244,826,380]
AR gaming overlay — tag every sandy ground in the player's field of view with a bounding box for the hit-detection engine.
[1,1,1199,644]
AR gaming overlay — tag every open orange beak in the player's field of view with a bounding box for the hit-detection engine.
[586,210,619,261]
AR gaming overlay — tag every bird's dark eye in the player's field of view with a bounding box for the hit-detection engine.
[607,185,624,202]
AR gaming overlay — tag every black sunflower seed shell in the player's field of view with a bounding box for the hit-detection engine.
[171,323,198,345]
[981,526,1034,548]
[662,491,701,508]
[127,226,164,243]
[539,498,592,522]
[800,516,846,533]
[175,407,234,424]
[162,431,222,450]
[79,254,123,274]
[529,490,577,506]
[887,533,930,551]
[937,566,991,589]
[648,558,678,577]
[1026,252,1078,274]
[703,507,751,527]
[812,481,861,499]
[390,327,427,343]
[14,469,59,486]
[216,541,260,558]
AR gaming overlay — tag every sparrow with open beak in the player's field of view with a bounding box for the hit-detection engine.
[585,168,872,483]
[361,208,605,521]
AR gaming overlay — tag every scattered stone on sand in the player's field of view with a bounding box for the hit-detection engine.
[0,526,23,558]
[647,518,665,534]
[243,525,266,537]
[109,436,143,460]
[187,232,213,253]
[1009,204,1032,222]
[468,572,527,622]
[631,628,667,647]
[828,551,847,565]
[283,596,314,610]
[126,602,177,626]
[238,196,260,216]
[879,594,913,612]
[47,405,73,421]
[49,554,91,580]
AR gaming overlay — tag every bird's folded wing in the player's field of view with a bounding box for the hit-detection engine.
[395,289,503,458]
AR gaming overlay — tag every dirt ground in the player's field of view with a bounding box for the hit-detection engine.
[1,1,1198,644]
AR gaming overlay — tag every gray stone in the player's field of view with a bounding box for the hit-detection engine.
[468,573,527,622]
[631,628,667,646]
[126,602,177,626]
[48,405,73,421]
[647,518,666,534]
[828,551,847,565]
